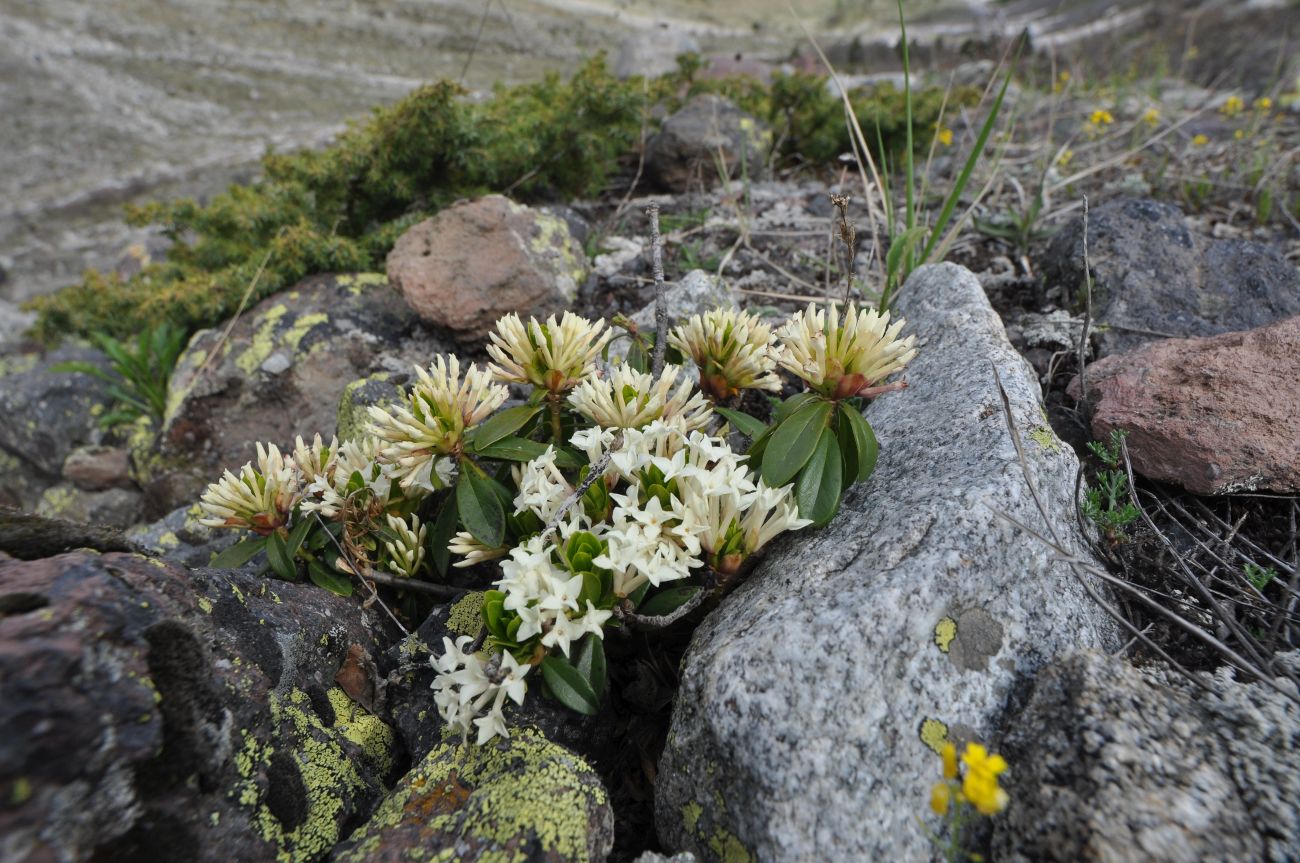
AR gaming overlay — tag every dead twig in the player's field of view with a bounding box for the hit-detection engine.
[646,203,669,375]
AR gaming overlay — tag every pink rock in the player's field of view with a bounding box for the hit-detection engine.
[61,446,133,491]
[1068,316,1300,494]
[386,196,586,343]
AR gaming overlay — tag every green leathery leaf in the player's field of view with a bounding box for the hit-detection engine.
[761,399,833,487]
[795,426,844,526]
[540,655,599,715]
[285,516,313,558]
[465,404,543,451]
[637,585,701,618]
[456,463,506,548]
[838,404,880,484]
[714,407,768,440]
[209,536,267,569]
[265,531,298,581]
[307,560,354,596]
[428,497,459,576]
[574,633,607,698]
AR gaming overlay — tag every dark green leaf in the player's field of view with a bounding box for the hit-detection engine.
[795,426,844,526]
[837,404,879,484]
[573,633,607,698]
[483,590,506,639]
[638,586,701,617]
[627,581,651,609]
[285,516,313,557]
[473,436,552,463]
[456,464,506,548]
[428,498,459,576]
[307,521,343,550]
[209,536,267,569]
[761,400,832,487]
[714,407,769,439]
[466,404,543,451]
[773,391,820,425]
[540,655,600,715]
[265,531,298,581]
[307,560,353,596]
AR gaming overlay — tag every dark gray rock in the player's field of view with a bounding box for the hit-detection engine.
[35,483,144,530]
[1043,197,1300,357]
[335,372,408,443]
[147,272,444,515]
[645,95,770,193]
[655,263,1119,861]
[993,649,1300,863]
[0,549,401,863]
[128,502,243,568]
[0,345,111,508]
[0,508,139,559]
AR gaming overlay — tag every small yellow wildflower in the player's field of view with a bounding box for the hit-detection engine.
[961,743,1010,816]
[1056,148,1074,168]
[1234,129,1246,140]
[1254,96,1273,112]
[1053,70,1070,93]
[1089,109,1115,127]
[1220,95,1244,116]
[1141,107,1160,126]
[930,782,952,816]
[936,127,954,147]
[941,742,958,780]
[1192,133,1210,147]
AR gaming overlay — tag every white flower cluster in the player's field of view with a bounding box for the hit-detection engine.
[432,635,530,745]
[432,410,811,741]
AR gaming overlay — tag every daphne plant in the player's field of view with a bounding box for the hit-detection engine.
[196,293,916,743]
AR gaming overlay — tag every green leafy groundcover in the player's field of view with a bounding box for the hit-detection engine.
[29,56,973,343]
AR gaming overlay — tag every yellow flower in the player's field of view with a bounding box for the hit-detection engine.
[960,742,1010,816]
[1056,148,1074,168]
[936,127,954,146]
[1234,129,1246,140]
[930,782,952,816]
[1088,109,1114,126]
[1141,107,1160,126]
[1192,133,1210,147]
[941,742,958,780]
[1254,96,1273,111]
[1220,95,1244,116]
[1053,70,1070,93]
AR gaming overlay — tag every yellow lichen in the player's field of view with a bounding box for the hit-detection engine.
[1029,426,1060,452]
[446,591,486,638]
[934,617,957,653]
[334,273,388,296]
[919,718,950,754]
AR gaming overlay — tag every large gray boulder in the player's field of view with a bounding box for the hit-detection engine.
[655,263,1119,861]
[993,649,1300,862]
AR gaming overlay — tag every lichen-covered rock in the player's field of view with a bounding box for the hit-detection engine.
[387,196,589,344]
[0,344,111,508]
[645,95,770,192]
[655,263,1119,862]
[1043,197,1300,358]
[35,482,144,529]
[1068,315,1300,494]
[335,371,407,443]
[0,550,401,863]
[128,502,243,568]
[147,272,444,515]
[331,727,613,863]
[993,649,1300,863]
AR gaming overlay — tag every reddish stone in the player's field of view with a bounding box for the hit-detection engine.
[386,195,585,343]
[62,445,133,491]
[1069,316,1300,494]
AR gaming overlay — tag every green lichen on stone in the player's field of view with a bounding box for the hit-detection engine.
[709,830,756,863]
[0,353,39,377]
[682,800,703,834]
[919,717,950,754]
[447,591,486,638]
[35,485,77,518]
[934,617,957,653]
[529,210,587,297]
[9,777,32,806]
[1029,426,1061,452]
[334,273,389,296]
[234,304,288,375]
[232,687,397,863]
[335,372,394,442]
[337,727,605,863]
[680,783,755,863]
